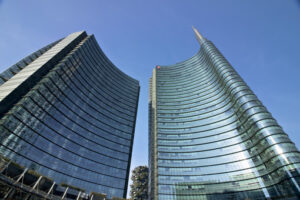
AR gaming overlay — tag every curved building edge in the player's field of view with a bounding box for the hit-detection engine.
[149,35,300,200]
[0,31,140,199]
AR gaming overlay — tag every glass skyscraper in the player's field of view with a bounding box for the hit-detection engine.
[149,28,300,200]
[0,31,139,199]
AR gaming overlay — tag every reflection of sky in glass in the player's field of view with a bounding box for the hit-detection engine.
[0,32,140,198]
[151,31,300,199]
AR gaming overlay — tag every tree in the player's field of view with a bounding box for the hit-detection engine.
[130,166,148,200]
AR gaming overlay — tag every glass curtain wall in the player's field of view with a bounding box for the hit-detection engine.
[0,31,140,199]
[149,30,300,200]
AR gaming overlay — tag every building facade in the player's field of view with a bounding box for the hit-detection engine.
[0,31,139,199]
[149,28,300,200]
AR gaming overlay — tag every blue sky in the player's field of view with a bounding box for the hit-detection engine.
[1,0,300,196]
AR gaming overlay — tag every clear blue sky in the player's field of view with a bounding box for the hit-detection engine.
[1,0,300,196]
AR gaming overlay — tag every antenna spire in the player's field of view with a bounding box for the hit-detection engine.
[192,26,205,44]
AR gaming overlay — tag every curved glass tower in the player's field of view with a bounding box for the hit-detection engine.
[0,31,139,199]
[149,28,300,200]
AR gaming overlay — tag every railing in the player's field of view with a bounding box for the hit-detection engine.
[0,157,124,200]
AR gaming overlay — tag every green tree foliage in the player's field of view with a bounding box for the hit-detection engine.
[130,166,148,200]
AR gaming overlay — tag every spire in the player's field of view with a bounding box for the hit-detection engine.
[192,26,205,45]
